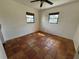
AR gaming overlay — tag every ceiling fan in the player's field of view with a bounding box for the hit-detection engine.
[31,0,53,7]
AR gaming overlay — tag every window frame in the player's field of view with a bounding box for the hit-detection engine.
[26,12,35,23]
[48,12,59,24]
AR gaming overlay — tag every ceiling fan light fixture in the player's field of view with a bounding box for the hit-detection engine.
[31,0,53,7]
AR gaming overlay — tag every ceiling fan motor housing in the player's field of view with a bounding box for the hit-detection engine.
[31,0,53,7]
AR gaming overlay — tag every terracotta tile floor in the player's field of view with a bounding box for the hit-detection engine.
[3,31,76,59]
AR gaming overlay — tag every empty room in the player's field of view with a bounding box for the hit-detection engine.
[0,0,79,59]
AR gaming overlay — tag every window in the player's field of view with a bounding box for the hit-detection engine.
[26,12,35,23]
[49,12,59,24]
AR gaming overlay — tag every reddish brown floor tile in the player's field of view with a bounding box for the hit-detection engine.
[3,31,76,59]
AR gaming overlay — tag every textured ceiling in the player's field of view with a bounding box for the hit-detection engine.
[13,0,77,10]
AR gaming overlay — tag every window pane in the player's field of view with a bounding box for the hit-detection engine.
[49,19,58,23]
[49,14,59,24]
[26,15,33,18]
[27,18,31,22]
[50,15,59,19]
[26,15,34,23]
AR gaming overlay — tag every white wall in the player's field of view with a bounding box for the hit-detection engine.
[74,47,79,59]
[40,1,79,39]
[73,24,79,50]
[0,0,40,41]
[0,26,7,59]
[0,39,7,59]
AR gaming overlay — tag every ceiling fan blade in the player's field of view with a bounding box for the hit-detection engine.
[40,1,43,7]
[45,0,53,5]
[31,0,40,3]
